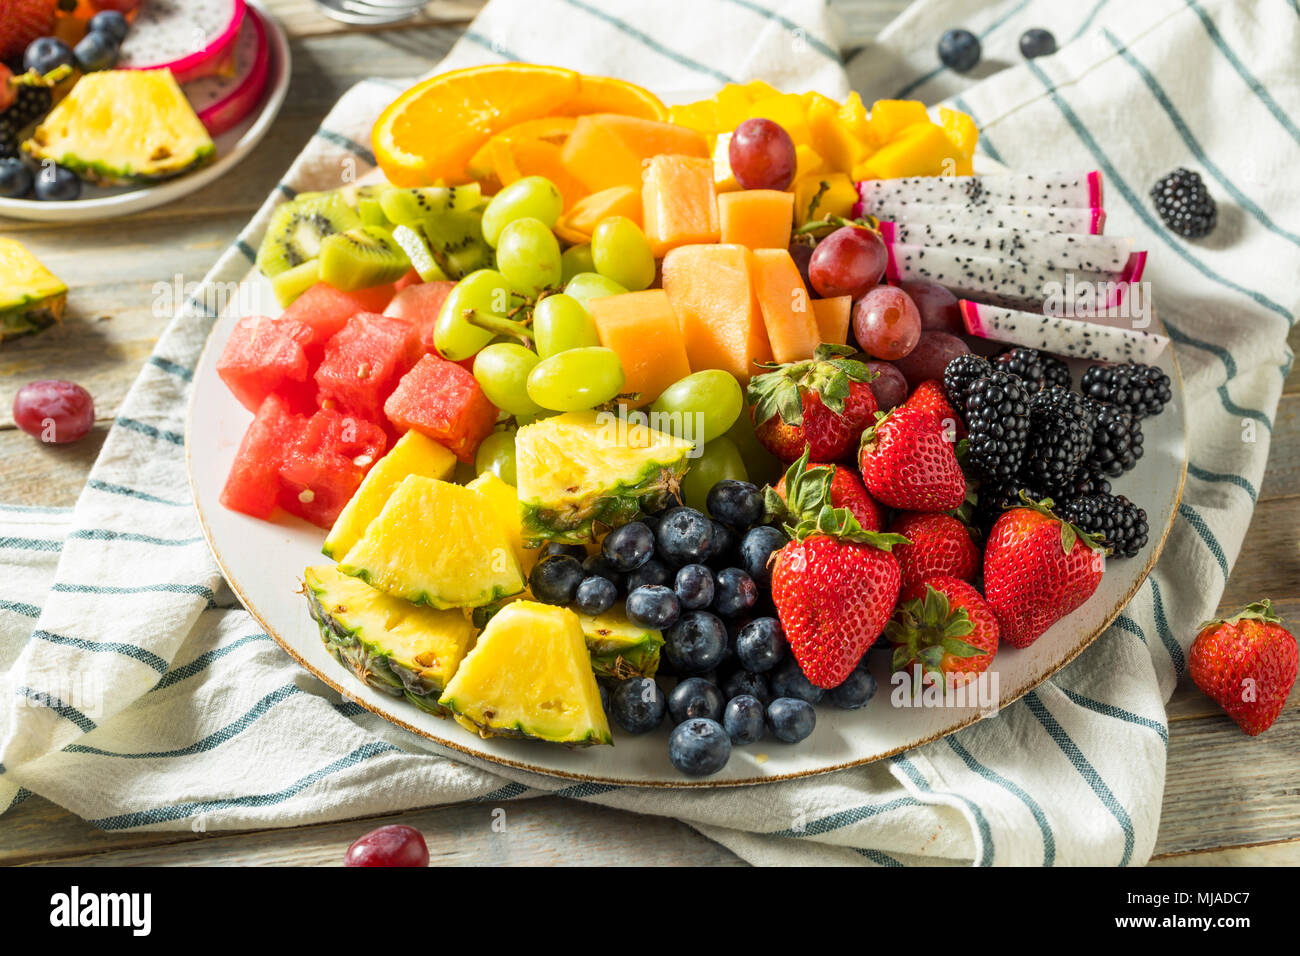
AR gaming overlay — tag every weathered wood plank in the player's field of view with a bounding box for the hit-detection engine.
[1149,837,1300,866]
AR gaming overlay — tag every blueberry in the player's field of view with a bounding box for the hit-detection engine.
[668,718,731,776]
[0,159,34,199]
[828,663,878,710]
[767,697,816,743]
[674,563,714,610]
[626,558,670,592]
[938,28,981,73]
[705,520,737,565]
[582,552,625,591]
[722,669,770,706]
[724,695,766,745]
[1019,27,1057,59]
[88,10,129,43]
[74,30,118,72]
[540,542,587,562]
[656,506,714,566]
[528,554,585,605]
[574,575,617,615]
[769,657,825,705]
[668,677,725,724]
[602,521,654,572]
[712,567,757,618]
[640,512,663,536]
[24,37,75,75]
[610,677,666,734]
[739,525,787,588]
[598,682,611,714]
[625,585,680,629]
[33,164,81,202]
[707,479,764,527]
[663,611,727,674]
[735,617,785,673]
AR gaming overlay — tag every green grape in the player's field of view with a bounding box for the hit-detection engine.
[564,271,627,310]
[526,346,625,411]
[481,176,563,247]
[682,437,747,512]
[561,243,596,284]
[496,217,562,297]
[591,216,656,291]
[433,269,514,361]
[475,430,518,486]
[649,369,744,446]
[533,293,600,358]
[726,407,784,487]
[473,343,545,417]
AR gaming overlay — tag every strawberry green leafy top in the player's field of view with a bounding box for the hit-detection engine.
[764,449,908,549]
[747,344,876,427]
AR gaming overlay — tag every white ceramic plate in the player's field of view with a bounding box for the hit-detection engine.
[0,4,290,224]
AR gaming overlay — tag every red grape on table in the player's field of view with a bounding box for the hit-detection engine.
[900,279,963,334]
[852,285,921,361]
[728,118,796,191]
[12,380,96,444]
[344,824,430,867]
[864,360,909,411]
[892,331,971,389]
[808,225,887,299]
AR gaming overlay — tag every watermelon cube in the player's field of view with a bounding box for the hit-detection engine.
[220,393,303,520]
[383,280,456,357]
[384,354,498,463]
[394,268,423,291]
[279,281,397,355]
[278,407,388,528]
[314,313,421,422]
[216,314,316,413]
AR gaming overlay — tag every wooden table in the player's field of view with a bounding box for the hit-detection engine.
[1,0,1296,867]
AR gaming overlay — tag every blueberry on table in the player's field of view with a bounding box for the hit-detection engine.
[663,610,727,674]
[0,159,34,199]
[735,617,785,673]
[33,164,81,202]
[626,558,670,592]
[713,567,757,617]
[767,697,816,743]
[669,718,731,776]
[739,525,787,588]
[625,584,680,629]
[1019,28,1057,59]
[528,554,585,605]
[768,656,826,705]
[602,520,655,571]
[610,677,666,734]
[938,28,981,73]
[655,506,714,565]
[827,663,878,710]
[674,563,715,610]
[724,695,766,745]
[574,575,617,616]
[668,677,725,724]
[706,478,764,527]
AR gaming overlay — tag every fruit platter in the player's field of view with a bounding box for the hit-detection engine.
[187,65,1186,785]
[0,0,289,222]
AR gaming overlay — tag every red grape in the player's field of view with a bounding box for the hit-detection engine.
[728,118,797,191]
[344,824,430,867]
[864,360,909,411]
[808,226,887,299]
[891,331,971,389]
[788,241,815,293]
[852,286,921,360]
[12,380,95,444]
[900,279,962,334]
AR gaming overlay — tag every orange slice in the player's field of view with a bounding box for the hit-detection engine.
[373,63,582,186]
[489,137,589,210]
[465,116,578,181]
[553,74,668,121]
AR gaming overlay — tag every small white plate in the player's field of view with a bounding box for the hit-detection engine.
[0,3,291,224]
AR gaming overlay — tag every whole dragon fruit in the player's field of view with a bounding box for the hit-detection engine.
[117,0,248,85]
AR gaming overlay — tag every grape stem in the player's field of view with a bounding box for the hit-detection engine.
[794,214,879,238]
[463,309,534,348]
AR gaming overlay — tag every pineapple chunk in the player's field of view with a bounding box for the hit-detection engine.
[578,607,663,679]
[466,471,539,575]
[712,132,740,192]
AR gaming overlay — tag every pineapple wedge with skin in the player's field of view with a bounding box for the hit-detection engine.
[577,607,663,679]
[515,410,693,548]
[323,430,457,560]
[439,601,612,746]
[338,475,525,609]
[304,565,475,717]
[466,471,540,576]
[0,238,67,343]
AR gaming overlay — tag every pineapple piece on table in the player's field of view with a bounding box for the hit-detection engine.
[0,238,67,343]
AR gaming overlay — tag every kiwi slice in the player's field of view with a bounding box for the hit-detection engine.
[318,226,410,291]
[421,209,492,279]
[391,224,450,282]
[379,184,484,226]
[271,259,321,308]
[256,193,361,278]
[358,196,390,228]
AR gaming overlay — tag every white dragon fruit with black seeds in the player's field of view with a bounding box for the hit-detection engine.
[877,221,1132,273]
[855,200,1106,235]
[856,171,1104,210]
[118,0,247,85]
[960,300,1169,364]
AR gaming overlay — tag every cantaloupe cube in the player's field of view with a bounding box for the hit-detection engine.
[588,290,692,406]
[856,123,963,180]
[719,190,795,250]
[561,114,708,193]
[812,295,852,346]
[490,137,587,209]
[808,98,868,173]
[554,185,643,244]
[751,249,819,364]
[867,99,930,142]
[642,155,720,256]
[662,244,772,384]
[939,106,979,160]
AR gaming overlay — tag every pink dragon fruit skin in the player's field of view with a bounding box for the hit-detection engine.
[184,8,270,137]
[959,300,1169,364]
[117,0,248,86]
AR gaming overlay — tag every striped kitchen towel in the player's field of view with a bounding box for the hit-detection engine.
[0,0,1293,865]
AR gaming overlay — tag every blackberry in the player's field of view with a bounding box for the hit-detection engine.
[964,370,1030,480]
[1080,362,1171,419]
[0,86,54,160]
[993,347,1047,391]
[1042,354,1071,390]
[942,353,992,410]
[1057,494,1149,559]
[1151,167,1217,238]
[1058,467,1111,499]
[1083,400,1143,477]
[974,475,1045,530]
[1021,387,1095,488]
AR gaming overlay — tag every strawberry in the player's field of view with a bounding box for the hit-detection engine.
[888,511,980,591]
[747,343,878,463]
[904,379,965,439]
[858,405,965,511]
[774,462,883,531]
[982,495,1106,647]
[1190,600,1298,736]
[0,0,59,62]
[768,451,906,687]
[886,576,999,687]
